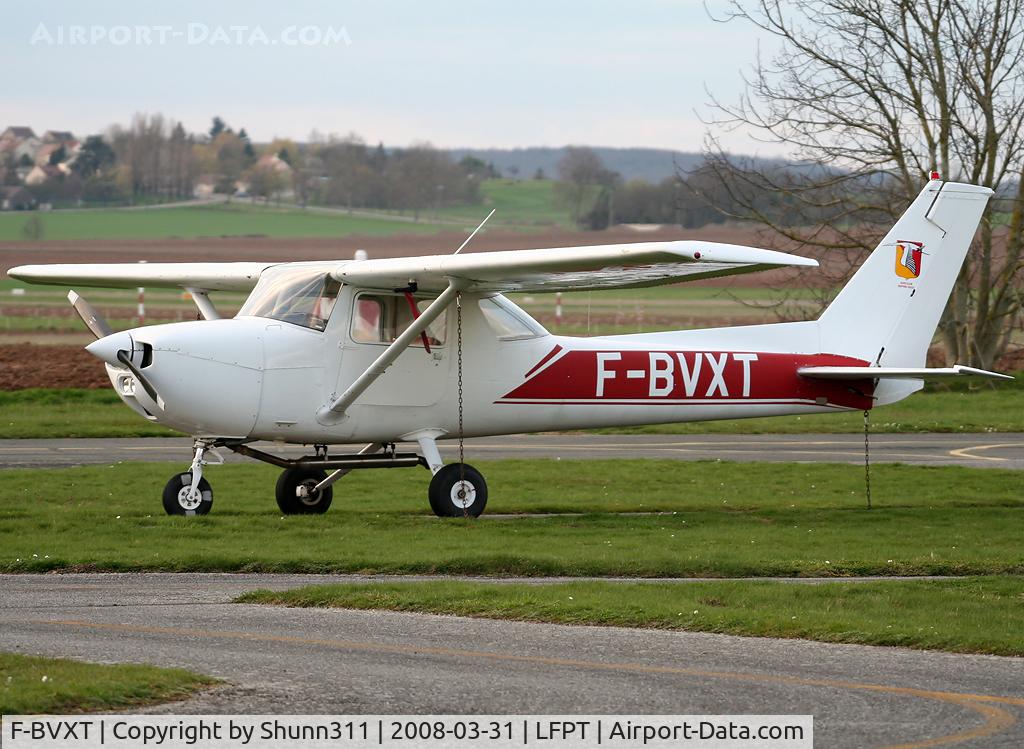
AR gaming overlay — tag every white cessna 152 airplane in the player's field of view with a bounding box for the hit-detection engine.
[10,178,1011,518]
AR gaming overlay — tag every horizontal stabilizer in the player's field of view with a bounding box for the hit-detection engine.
[798,365,1013,381]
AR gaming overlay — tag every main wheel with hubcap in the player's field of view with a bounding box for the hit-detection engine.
[428,463,487,517]
[162,472,213,516]
[276,467,333,514]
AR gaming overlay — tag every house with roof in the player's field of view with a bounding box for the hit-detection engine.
[34,140,79,167]
[0,127,41,164]
[24,164,65,186]
[0,126,37,147]
[42,130,75,144]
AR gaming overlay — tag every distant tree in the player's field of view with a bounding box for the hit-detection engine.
[506,165,520,179]
[319,134,372,211]
[372,142,387,172]
[167,122,197,198]
[209,116,226,140]
[210,133,244,194]
[109,113,168,199]
[555,146,617,225]
[72,135,116,179]
[238,128,256,161]
[246,162,287,203]
[703,0,1024,368]
[390,143,479,220]
[18,153,32,168]
[277,147,292,165]
[533,168,545,180]
[1,153,19,185]
[47,145,66,166]
[458,155,495,178]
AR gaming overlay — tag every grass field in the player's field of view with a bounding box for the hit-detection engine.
[1,459,1020,577]
[430,179,572,227]
[0,390,175,438]
[0,653,214,714]
[0,180,572,241]
[238,576,1024,656]
[0,202,451,241]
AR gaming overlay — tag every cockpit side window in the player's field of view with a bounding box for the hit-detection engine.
[237,268,340,331]
[351,292,447,346]
[479,295,548,340]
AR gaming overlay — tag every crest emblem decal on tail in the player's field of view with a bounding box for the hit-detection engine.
[895,240,925,280]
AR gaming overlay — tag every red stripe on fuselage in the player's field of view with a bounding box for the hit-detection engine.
[499,350,874,410]
[522,343,564,379]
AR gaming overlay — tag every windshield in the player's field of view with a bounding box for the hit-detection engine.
[237,267,340,331]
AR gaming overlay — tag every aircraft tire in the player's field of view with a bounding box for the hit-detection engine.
[162,472,213,516]
[276,467,333,514]
[428,463,487,517]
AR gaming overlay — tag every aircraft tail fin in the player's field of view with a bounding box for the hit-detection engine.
[817,179,993,368]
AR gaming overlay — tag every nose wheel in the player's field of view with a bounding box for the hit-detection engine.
[428,463,487,517]
[162,439,220,516]
[162,472,213,516]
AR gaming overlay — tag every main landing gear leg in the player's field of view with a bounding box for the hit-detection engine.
[162,439,220,516]
[410,430,488,518]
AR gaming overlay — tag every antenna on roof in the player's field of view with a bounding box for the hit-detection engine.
[452,209,496,255]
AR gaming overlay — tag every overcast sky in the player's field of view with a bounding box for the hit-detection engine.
[2,0,780,154]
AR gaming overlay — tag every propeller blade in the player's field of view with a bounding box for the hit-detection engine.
[115,349,160,404]
[67,290,113,339]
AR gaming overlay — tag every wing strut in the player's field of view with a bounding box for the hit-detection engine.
[316,279,465,424]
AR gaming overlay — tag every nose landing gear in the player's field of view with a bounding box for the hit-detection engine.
[162,440,220,516]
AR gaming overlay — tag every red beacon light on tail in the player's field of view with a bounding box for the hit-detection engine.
[930,170,941,180]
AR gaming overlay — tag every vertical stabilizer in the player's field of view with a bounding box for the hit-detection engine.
[817,180,992,367]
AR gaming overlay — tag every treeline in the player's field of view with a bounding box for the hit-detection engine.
[305,135,488,218]
[556,146,842,230]
[7,114,488,216]
[557,144,884,228]
[5,112,851,230]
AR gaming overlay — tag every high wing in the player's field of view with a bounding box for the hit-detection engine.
[9,240,816,295]
[7,262,272,292]
[332,240,817,293]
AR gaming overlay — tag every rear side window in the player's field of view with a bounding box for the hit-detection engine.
[479,296,547,340]
[351,293,447,346]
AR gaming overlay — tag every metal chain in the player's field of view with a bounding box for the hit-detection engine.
[457,293,467,517]
[863,409,872,510]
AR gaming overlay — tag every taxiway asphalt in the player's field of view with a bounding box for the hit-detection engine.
[1,574,1022,748]
[1,433,1022,469]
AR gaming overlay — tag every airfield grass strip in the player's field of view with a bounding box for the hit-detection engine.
[0,460,1021,577]
[0,653,216,714]
[0,389,176,438]
[237,577,1024,657]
